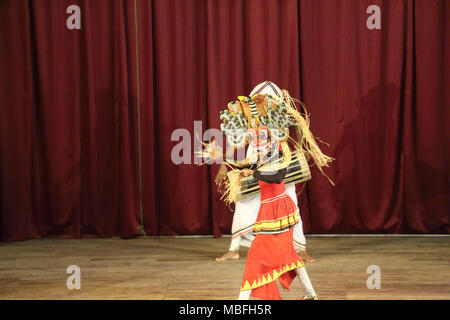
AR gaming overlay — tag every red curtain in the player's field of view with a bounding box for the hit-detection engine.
[0,0,448,241]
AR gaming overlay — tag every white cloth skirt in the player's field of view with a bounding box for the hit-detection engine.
[231,183,306,250]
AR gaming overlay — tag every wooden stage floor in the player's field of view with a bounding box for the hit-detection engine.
[0,235,449,300]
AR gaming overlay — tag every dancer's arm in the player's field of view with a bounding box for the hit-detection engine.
[215,146,237,186]
[215,163,228,186]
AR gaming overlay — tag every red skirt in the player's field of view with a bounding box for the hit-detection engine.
[240,185,304,300]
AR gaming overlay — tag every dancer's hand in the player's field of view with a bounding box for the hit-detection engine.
[215,164,227,186]
[240,169,254,177]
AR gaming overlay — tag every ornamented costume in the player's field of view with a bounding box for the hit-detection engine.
[198,80,333,299]
[240,165,304,299]
[229,151,307,252]
[228,83,307,253]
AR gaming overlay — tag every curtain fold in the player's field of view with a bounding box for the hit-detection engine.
[0,0,448,241]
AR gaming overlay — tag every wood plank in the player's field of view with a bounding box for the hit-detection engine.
[0,236,448,300]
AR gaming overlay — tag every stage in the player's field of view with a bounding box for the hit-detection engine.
[0,235,448,300]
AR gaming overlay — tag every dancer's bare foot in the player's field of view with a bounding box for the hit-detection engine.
[299,251,316,263]
[215,251,239,261]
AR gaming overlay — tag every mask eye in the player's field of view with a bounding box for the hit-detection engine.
[248,132,253,140]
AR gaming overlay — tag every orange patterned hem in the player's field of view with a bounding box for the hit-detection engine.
[241,259,304,291]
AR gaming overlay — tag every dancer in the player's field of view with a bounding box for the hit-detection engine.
[215,82,313,262]
[237,141,316,300]
[198,83,333,299]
